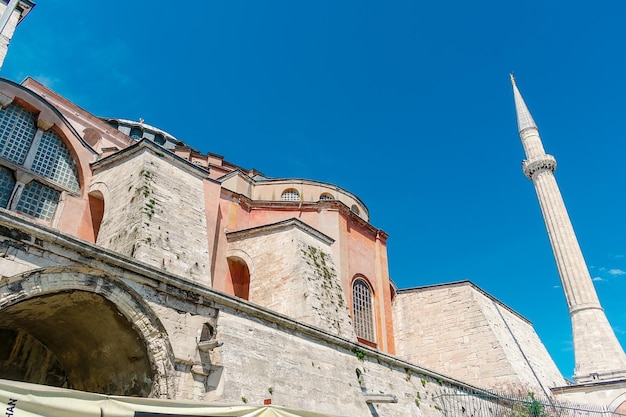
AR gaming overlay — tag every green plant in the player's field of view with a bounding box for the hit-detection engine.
[268,387,273,395]
[516,393,547,417]
[241,397,247,403]
[421,378,427,388]
[352,347,366,361]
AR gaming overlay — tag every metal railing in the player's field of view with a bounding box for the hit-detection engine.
[433,389,622,417]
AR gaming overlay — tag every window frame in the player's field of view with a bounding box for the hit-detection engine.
[352,276,376,344]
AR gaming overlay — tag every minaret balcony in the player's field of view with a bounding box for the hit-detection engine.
[522,155,556,180]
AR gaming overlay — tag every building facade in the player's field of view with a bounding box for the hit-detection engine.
[0,75,623,415]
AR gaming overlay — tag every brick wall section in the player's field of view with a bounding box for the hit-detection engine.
[92,147,210,285]
[393,282,565,394]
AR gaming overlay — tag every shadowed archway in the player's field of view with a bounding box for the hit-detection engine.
[0,291,152,396]
[0,268,175,397]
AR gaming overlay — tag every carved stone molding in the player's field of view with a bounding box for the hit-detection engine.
[523,154,557,179]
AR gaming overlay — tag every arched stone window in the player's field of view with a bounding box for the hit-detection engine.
[351,205,360,215]
[281,188,300,202]
[0,103,80,222]
[319,192,334,201]
[129,126,143,140]
[153,133,166,145]
[352,277,375,343]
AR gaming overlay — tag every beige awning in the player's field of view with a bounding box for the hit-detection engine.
[0,379,344,417]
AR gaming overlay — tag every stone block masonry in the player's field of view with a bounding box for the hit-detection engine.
[92,144,211,286]
[393,282,565,394]
[0,209,528,416]
[227,219,355,340]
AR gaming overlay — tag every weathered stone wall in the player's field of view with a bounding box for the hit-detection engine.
[213,307,455,416]
[393,282,566,395]
[551,381,626,414]
[92,146,211,285]
[226,220,355,339]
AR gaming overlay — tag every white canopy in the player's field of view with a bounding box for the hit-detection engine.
[0,379,344,417]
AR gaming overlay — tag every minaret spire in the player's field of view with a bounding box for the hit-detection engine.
[512,77,626,383]
[511,74,537,133]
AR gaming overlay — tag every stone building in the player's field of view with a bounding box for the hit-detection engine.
[0,74,621,415]
[0,8,625,414]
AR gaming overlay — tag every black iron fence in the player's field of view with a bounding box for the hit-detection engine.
[433,390,622,417]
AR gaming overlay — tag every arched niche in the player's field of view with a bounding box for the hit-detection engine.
[87,190,105,242]
[227,256,251,300]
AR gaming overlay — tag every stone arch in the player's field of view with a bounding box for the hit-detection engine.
[0,266,175,398]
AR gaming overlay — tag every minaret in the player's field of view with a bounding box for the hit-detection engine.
[0,1,34,70]
[511,75,626,383]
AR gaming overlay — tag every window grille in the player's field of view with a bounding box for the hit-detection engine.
[31,129,80,192]
[0,165,15,208]
[351,205,360,215]
[353,278,375,342]
[0,102,81,222]
[281,189,300,202]
[0,104,37,165]
[16,181,60,221]
[153,134,165,145]
[129,127,143,140]
[319,193,334,201]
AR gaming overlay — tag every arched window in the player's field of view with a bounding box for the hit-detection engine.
[0,103,80,222]
[153,133,165,145]
[352,278,375,342]
[129,126,143,140]
[351,205,360,215]
[281,188,300,202]
[319,193,334,201]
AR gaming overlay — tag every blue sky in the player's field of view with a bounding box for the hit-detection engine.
[5,1,626,380]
